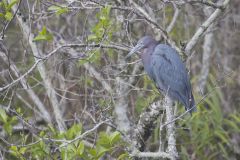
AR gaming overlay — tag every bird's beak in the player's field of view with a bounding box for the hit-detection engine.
[125,43,144,60]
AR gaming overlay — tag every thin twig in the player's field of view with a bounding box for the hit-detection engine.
[0,43,130,92]
[57,120,109,149]
[184,0,230,55]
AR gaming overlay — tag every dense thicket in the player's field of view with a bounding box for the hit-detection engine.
[0,0,239,159]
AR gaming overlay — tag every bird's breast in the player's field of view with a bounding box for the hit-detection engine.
[140,49,154,78]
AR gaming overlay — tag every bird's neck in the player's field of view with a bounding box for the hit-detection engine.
[140,44,157,74]
[140,44,156,62]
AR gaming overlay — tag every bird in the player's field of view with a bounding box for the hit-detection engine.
[126,36,196,113]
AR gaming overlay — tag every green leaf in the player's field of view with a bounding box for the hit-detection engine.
[56,8,68,15]
[224,119,240,132]
[39,140,45,149]
[0,108,7,123]
[33,26,53,42]
[218,143,228,158]
[78,59,88,65]
[47,124,56,134]
[87,34,98,41]
[117,153,130,160]
[16,107,22,114]
[229,114,240,123]
[60,146,76,160]
[99,15,107,21]
[39,131,44,137]
[7,0,18,10]
[9,116,17,125]
[98,132,111,148]
[77,141,84,156]
[67,144,76,153]
[89,148,97,157]
[33,35,48,41]
[65,123,82,139]
[1,1,8,9]
[48,5,68,15]
[214,130,229,144]
[96,146,109,159]
[19,147,27,154]
[48,5,61,11]
[86,77,93,87]
[41,26,47,35]
[10,146,18,152]
[0,13,4,18]
[4,11,12,21]
[4,123,12,135]
[109,131,120,145]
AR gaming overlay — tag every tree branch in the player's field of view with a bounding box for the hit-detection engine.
[9,1,66,132]
[184,0,230,55]
[197,6,214,94]
[166,3,180,33]
[0,43,129,92]
[129,0,182,54]
[132,101,164,151]
[0,51,52,123]
[164,96,178,159]
[131,150,171,159]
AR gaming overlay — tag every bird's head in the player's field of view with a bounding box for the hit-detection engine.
[125,36,157,59]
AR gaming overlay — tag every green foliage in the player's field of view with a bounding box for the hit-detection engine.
[0,108,17,135]
[78,5,120,66]
[88,5,113,42]
[30,139,51,159]
[79,5,116,66]
[98,131,121,148]
[78,49,101,65]
[6,121,129,160]
[9,146,26,160]
[65,123,82,139]
[87,131,129,160]
[33,26,53,42]
[178,79,240,159]
[0,0,18,21]
[48,5,68,15]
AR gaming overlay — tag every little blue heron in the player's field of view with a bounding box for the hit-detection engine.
[126,36,196,113]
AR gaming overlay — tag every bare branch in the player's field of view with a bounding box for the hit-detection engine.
[164,96,178,159]
[0,46,61,92]
[184,0,230,55]
[186,0,226,9]
[197,7,214,94]
[131,150,171,159]
[128,0,182,54]
[9,0,66,132]
[0,43,129,92]
[132,101,164,151]
[166,3,180,33]
[0,51,52,123]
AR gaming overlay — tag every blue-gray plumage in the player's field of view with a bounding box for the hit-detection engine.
[126,36,196,113]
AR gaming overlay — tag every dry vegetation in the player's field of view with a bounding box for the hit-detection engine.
[0,0,239,159]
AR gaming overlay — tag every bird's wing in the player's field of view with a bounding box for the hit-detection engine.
[150,44,192,107]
